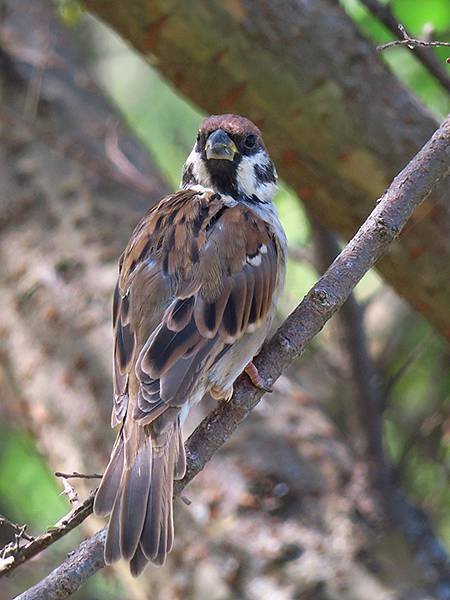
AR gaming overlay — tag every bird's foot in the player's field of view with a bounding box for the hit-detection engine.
[210,384,234,402]
[244,362,272,393]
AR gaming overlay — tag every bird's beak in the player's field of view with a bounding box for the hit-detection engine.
[205,129,238,161]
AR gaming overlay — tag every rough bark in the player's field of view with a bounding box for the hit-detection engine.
[82,0,450,339]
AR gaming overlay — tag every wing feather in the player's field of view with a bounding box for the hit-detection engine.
[104,188,283,572]
[125,194,281,417]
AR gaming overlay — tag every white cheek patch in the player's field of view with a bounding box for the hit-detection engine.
[182,145,212,189]
[236,151,277,203]
[258,181,278,203]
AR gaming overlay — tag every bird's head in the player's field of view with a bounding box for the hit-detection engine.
[181,114,277,203]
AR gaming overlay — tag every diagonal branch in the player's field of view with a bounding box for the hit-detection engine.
[0,493,96,577]
[14,117,450,600]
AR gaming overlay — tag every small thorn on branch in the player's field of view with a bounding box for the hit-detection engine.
[54,471,102,511]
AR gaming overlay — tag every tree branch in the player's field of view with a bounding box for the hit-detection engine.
[0,493,96,577]
[0,517,34,543]
[359,0,450,94]
[54,472,103,480]
[14,113,450,600]
[378,36,450,52]
[13,529,108,600]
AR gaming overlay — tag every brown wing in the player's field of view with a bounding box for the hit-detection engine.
[112,188,281,428]
[99,188,282,570]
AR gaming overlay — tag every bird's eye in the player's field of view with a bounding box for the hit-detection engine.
[244,134,256,149]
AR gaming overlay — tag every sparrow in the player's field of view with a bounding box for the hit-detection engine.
[94,114,287,576]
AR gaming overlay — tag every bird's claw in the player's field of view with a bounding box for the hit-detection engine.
[245,362,273,393]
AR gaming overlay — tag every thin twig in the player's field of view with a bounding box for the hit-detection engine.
[0,517,34,543]
[14,113,450,600]
[54,471,103,480]
[378,36,450,51]
[383,332,431,400]
[104,118,160,195]
[359,0,450,94]
[0,492,95,577]
[287,244,316,268]
[23,14,51,120]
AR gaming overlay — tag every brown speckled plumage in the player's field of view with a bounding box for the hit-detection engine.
[94,114,287,576]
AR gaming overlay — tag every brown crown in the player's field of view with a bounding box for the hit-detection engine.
[199,114,261,137]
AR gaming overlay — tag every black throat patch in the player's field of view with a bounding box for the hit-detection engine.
[204,155,240,198]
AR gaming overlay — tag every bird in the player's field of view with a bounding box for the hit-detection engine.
[94,114,287,576]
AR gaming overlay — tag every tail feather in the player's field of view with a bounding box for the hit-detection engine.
[96,419,184,575]
[104,490,122,565]
[163,467,175,558]
[175,426,186,480]
[94,432,124,517]
[154,450,175,565]
[130,543,148,577]
[140,444,172,561]
[120,440,152,560]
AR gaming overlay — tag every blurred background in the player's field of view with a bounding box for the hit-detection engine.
[0,0,449,598]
